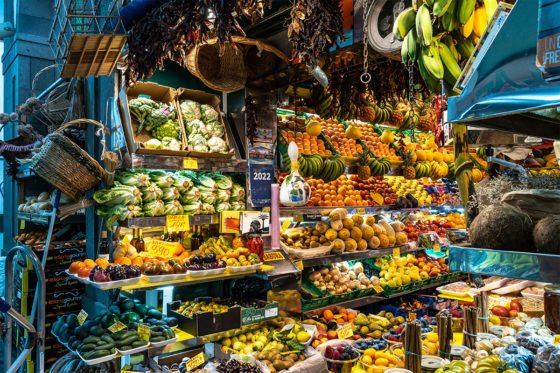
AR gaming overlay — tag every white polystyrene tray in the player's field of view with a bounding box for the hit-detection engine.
[188,267,226,277]
[227,263,262,273]
[150,336,178,348]
[146,273,188,283]
[78,351,117,365]
[64,270,90,284]
[117,343,149,355]
[65,270,142,289]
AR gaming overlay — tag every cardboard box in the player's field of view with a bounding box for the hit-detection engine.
[176,88,234,159]
[119,81,189,156]
[241,300,279,325]
[168,299,241,337]
[22,243,86,269]
[13,288,82,318]
[14,262,83,294]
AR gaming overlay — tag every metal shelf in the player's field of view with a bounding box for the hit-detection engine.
[120,214,218,228]
[17,212,53,225]
[448,245,560,283]
[279,204,462,218]
[301,245,422,268]
[15,164,36,179]
[131,153,247,172]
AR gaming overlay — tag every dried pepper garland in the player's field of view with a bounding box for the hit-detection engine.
[245,95,258,146]
[288,0,345,63]
[125,0,271,85]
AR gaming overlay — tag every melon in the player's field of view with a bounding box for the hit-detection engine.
[469,204,533,251]
[533,215,560,254]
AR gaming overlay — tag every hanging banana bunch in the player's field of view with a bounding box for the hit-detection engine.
[394,0,498,93]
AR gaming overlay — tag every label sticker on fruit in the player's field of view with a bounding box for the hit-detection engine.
[185,352,206,371]
[408,313,417,321]
[373,285,384,293]
[138,324,151,342]
[166,215,190,233]
[337,324,353,339]
[147,240,180,258]
[77,309,88,326]
[392,247,401,257]
[183,157,198,170]
[554,335,560,345]
[108,321,127,333]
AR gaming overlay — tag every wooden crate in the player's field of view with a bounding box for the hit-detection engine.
[61,34,126,78]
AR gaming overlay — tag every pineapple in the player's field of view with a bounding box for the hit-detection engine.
[403,151,416,179]
[357,151,371,180]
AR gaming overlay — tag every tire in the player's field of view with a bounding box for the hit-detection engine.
[366,0,412,60]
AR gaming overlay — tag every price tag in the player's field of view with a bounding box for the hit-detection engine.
[138,324,151,342]
[337,324,354,339]
[185,352,206,371]
[281,219,291,233]
[166,215,190,233]
[373,285,384,294]
[355,207,366,214]
[264,252,285,262]
[264,307,279,318]
[408,313,417,321]
[77,309,88,326]
[20,220,25,230]
[433,243,440,253]
[554,335,560,345]
[183,158,198,169]
[147,240,180,258]
[108,321,127,333]
[294,260,303,271]
[392,247,401,257]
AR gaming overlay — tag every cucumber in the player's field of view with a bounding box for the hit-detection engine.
[131,340,148,348]
[113,331,136,341]
[163,329,175,339]
[78,343,97,352]
[83,336,101,344]
[94,343,115,350]
[150,336,166,342]
[100,334,114,344]
[69,340,80,351]
[86,349,112,359]
[116,336,140,347]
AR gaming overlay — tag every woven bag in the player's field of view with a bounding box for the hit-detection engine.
[30,119,108,201]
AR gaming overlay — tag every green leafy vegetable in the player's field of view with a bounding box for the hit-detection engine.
[142,200,165,217]
[141,184,163,202]
[164,200,184,215]
[116,170,150,187]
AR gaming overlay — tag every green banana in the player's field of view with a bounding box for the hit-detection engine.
[424,0,435,6]
[421,44,444,80]
[457,0,476,24]
[418,53,441,93]
[433,0,453,16]
[393,7,416,41]
[438,41,462,84]
[405,28,418,62]
[416,4,433,46]
[444,36,460,62]
[441,0,458,30]
[454,32,475,59]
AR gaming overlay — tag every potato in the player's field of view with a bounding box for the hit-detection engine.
[273,360,290,370]
[283,357,296,367]
[288,353,298,361]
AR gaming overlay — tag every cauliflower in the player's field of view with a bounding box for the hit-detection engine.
[152,119,180,140]
[129,97,159,133]
[161,137,181,150]
[186,119,204,135]
[188,133,209,153]
[144,138,162,149]
[208,136,228,153]
[200,104,220,123]
[180,100,201,122]
[206,120,225,138]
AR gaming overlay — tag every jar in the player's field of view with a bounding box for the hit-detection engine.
[247,235,264,261]
[544,285,560,333]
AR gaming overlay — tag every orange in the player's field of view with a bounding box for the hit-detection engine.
[323,310,334,321]
[115,257,132,265]
[78,267,91,278]
[347,312,356,321]
[95,258,110,269]
[83,259,96,268]
[69,261,85,274]
[338,307,347,314]
[132,257,144,266]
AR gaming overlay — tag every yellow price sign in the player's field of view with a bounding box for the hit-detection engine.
[108,321,127,333]
[408,313,417,321]
[147,240,180,258]
[166,215,190,233]
[183,157,198,169]
[373,285,384,293]
[19,220,25,230]
[77,309,88,326]
[294,260,303,271]
[433,244,440,253]
[185,352,206,371]
[263,252,285,262]
[355,207,366,214]
[337,324,354,340]
[392,247,401,257]
[554,335,560,345]
[138,324,151,342]
[281,219,291,234]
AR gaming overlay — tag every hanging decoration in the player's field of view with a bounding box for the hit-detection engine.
[125,0,272,85]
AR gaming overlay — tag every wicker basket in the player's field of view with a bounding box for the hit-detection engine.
[30,119,108,201]
[185,36,288,93]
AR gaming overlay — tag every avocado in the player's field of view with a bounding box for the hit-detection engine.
[90,326,104,337]
[75,325,89,339]
[101,313,120,328]
[120,299,135,311]
[134,304,149,317]
[146,308,162,320]
[165,317,178,327]
[121,311,140,324]
[109,305,121,315]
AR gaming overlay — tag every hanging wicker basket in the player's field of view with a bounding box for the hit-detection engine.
[30,119,108,201]
[185,36,288,93]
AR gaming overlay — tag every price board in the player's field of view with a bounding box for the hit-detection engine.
[166,215,190,233]
[554,335,560,345]
[183,158,198,170]
[147,240,180,258]
[248,160,274,207]
[108,321,127,333]
[185,352,206,371]
[138,324,151,342]
[263,252,285,262]
[337,324,354,339]
[392,247,401,257]
[77,310,88,326]
[373,285,384,294]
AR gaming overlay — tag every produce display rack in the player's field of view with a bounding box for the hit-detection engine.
[131,153,248,172]
[278,204,456,218]
[120,214,218,228]
[299,245,421,268]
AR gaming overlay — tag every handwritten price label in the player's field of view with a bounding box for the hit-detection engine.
[77,309,88,326]
[108,321,127,333]
[138,324,151,342]
[147,240,180,258]
[337,324,354,340]
[281,219,291,234]
[263,252,285,262]
[166,215,190,233]
[373,285,384,293]
[433,244,440,253]
[183,158,198,170]
[392,247,401,257]
[554,335,560,345]
[185,352,206,371]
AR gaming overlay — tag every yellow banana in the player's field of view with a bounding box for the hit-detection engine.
[461,10,475,38]
[393,7,416,41]
[416,4,433,46]
[483,0,498,21]
[473,5,487,38]
[471,34,481,45]
[421,44,444,80]
[457,0,476,24]
[438,41,462,85]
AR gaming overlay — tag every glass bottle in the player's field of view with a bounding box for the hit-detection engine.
[98,231,110,260]
[247,234,264,261]
[136,229,145,252]
[130,228,138,249]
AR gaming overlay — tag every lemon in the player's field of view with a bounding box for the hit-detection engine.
[296,331,310,343]
[305,120,322,136]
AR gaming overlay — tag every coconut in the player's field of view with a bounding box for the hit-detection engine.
[533,215,560,254]
[469,204,533,251]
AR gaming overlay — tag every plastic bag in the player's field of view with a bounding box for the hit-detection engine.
[499,344,534,373]
[532,344,560,373]
[516,330,551,354]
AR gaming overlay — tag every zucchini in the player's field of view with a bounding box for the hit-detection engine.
[131,340,148,348]
[115,336,140,347]
[83,336,101,344]
[150,336,166,342]
[100,335,114,344]
[78,343,97,352]
[94,343,115,350]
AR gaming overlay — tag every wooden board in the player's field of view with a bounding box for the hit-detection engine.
[61,34,126,78]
